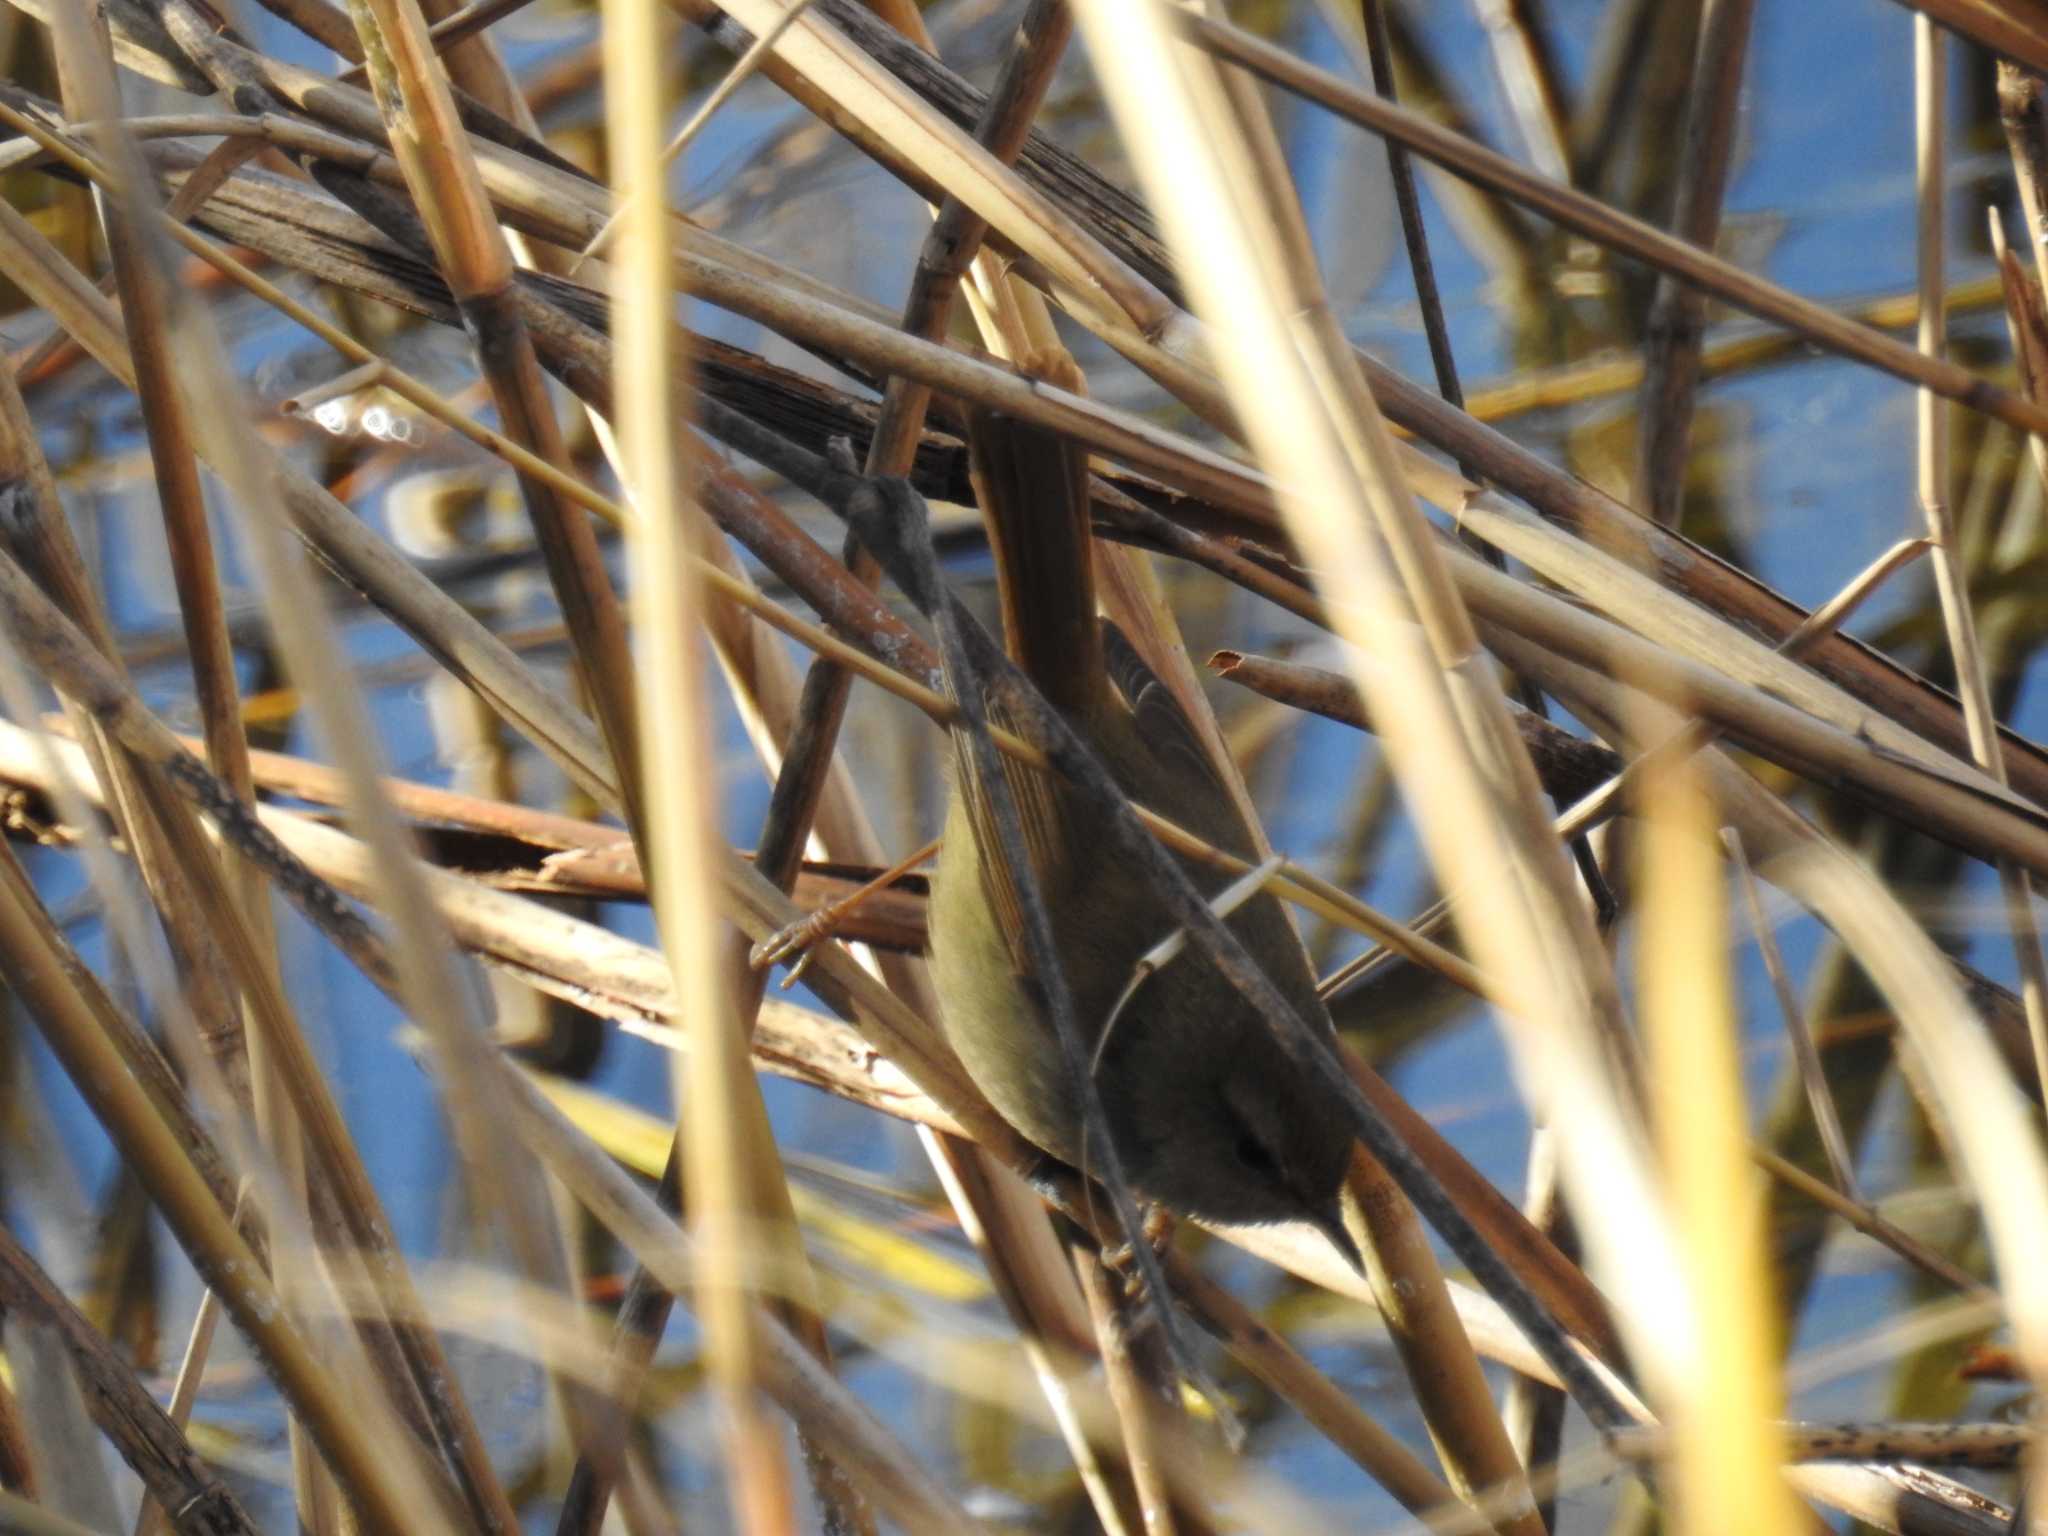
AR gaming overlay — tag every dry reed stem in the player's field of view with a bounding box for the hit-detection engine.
[43,16,333,1527]
[1746,1149,1988,1302]
[1635,720,1803,1533]
[1460,274,2007,424]
[1889,0,2048,76]
[598,0,807,1523]
[1344,1148,1544,1535]
[1634,0,1754,527]
[347,0,644,822]
[0,1224,257,1536]
[1989,220,2048,496]
[1072,1253,1177,1536]
[129,1239,231,1536]
[1723,831,1860,1198]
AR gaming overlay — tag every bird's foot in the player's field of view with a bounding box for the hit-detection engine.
[1098,1205,1178,1298]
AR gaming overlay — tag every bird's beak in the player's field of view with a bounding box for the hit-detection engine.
[1310,1199,1366,1278]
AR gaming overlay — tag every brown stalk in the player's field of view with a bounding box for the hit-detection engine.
[145,0,570,180]
[333,0,552,81]
[1211,651,1620,808]
[1310,0,1542,298]
[1071,1244,1180,1536]
[1887,0,2048,75]
[1999,62,2048,307]
[1160,1252,1483,1531]
[130,1224,233,1536]
[1358,0,1465,418]
[1204,524,2048,1003]
[1991,222,2048,494]
[1748,1148,1987,1301]
[0,276,251,1112]
[1722,830,1859,1197]
[1342,1145,1544,1535]
[1345,0,1601,947]
[0,1371,29,1498]
[343,0,642,825]
[1459,273,2006,424]
[1635,0,1755,527]
[0,1223,258,1536]
[44,17,336,1528]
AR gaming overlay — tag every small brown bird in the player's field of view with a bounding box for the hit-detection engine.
[928,403,1358,1253]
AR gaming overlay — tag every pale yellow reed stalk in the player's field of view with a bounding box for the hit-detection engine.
[1637,749,1803,1533]
[601,0,798,1526]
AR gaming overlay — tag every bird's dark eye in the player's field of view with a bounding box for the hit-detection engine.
[1235,1134,1274,1171]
